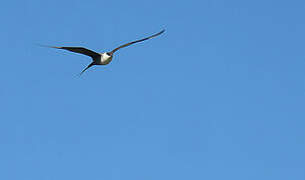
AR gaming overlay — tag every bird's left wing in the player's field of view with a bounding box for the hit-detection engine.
[110,29,165,54]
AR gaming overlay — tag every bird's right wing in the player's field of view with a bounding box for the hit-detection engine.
[49,46,100,58]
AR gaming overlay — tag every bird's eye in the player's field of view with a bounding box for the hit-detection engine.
[106,53,112,56]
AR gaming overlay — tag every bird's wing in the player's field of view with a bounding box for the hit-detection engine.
[50,46,100,58]
[110,29,165,54]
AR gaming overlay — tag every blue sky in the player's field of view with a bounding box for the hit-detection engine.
[1,0,305,179]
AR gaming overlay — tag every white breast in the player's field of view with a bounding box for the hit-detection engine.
[100,53,113,65]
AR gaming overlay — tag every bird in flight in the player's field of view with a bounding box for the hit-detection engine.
[44,29,165,75]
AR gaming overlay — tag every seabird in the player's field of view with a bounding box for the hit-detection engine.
[45,29,165,75]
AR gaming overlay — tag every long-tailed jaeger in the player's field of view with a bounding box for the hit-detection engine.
[46,29,165,75]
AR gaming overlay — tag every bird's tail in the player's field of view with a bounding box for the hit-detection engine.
[79,62,95,76]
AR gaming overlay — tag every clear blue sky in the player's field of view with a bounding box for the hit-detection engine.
[1,0,305,179]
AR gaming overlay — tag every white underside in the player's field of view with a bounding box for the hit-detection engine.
[94,53,113,65]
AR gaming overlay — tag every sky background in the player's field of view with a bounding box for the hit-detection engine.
[1,0,305,179]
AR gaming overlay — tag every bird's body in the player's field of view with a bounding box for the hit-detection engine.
[44,29,165,75]
[94,52,113,65]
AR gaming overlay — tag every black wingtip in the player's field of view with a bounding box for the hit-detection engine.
[36,44,59,49]
[35,43,49,48]
[158,29,165,35]
[151,29,165,38]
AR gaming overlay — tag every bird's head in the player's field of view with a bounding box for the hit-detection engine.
[106,52,113,56]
